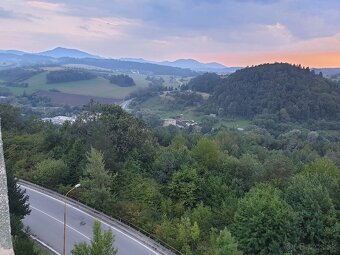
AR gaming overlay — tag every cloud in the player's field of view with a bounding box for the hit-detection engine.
[0,0,340,66]
[27,1,65,12]
[0,7,37,21]
[0,7,16,18]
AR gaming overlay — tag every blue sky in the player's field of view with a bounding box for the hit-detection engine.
[1,0,340,66]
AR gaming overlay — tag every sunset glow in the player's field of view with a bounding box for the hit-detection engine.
[1,0,340,67]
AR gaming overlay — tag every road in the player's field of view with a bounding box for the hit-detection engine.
[20,183,167,255]
[119,98,134,111]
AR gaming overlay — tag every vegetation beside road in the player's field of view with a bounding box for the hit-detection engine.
[2,100,339,255]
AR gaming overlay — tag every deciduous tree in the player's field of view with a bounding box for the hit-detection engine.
[71,220,117,255]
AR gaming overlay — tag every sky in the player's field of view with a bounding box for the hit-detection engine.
[1,0,340,67]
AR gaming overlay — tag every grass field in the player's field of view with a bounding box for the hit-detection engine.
[139,95,250,128]
[5,69,191,99]
[7,72,149,99]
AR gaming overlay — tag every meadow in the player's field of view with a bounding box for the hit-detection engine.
[5,68,187,99]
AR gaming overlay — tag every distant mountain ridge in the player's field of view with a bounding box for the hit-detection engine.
[37,47,100,59]
[120,57,241,73]
[0,46,239,72]
[1,47,339,75]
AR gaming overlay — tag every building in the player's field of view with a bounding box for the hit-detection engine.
[163,118,177,127]
[42,116,76,125]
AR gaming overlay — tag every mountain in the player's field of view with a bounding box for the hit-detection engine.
[161,59,226,70]
[121,57,240,72]
[313,68,340,76]
[0,50,27,55]
[0,52,55,68]
[0,47,239,72]
[209,63,340,121]
[37,47,100,59]
[60,58,196,76]
[120,58,150,63]
[159,59,242,73]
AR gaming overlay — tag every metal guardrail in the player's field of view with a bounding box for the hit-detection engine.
[18,179,182,255]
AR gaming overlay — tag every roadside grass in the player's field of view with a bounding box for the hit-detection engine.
[33,241,52,255]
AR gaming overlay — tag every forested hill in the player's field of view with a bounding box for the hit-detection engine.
[209,63,340,121]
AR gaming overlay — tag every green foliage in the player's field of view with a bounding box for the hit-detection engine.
[219,154,259,196]
[81,104,154,167]
[232,184,297,254]
[215,228,242,255]
[7,168,30,235]
[0,103,22,130]
[6,142,37,255]
[303,159,340,211]
[71,220,118,255]
[109,74,135,87]
[187,72,221,93]
[13,235,39,255]
[258,151,295,187]
[153,145,191,183]
[210,63,340,121]
[3,102,340,255]
[177,217,200,253]
[33,159,68,187]
[285,173,338,254]
[190,203,214,236]
[0,67,42,83]
[80,147,116,211]
[169,166,199,208]
[192,137,220,171]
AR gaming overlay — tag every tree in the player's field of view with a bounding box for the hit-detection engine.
[33,159,68,188]
[232,184,297,254]
[7,162,37,255]
[177,217,200,253]
[303,158,340,211]
[215,228,242,255]
[169,166,199,208]
[191,138,220,171]
[13,236,39,255]
[0,103,22,130]
[80,147,116,211]
[153,145,191,183]
[7,168,30,235]
[71,220,117,255]
[285,173,338,254]
[258,151,295,187]
[109,74,135,87]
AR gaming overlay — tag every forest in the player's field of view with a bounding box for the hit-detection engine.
[46,70,96,84]
[109,74,135,87]
[203,63,340,121]
[187,72,221,93]
[2,101,339,255]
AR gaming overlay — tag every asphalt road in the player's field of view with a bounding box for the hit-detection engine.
[20,184,163,255]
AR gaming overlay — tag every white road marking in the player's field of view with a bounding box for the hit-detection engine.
[30,235,61,255]
[30,205,90,240]
[21,185,161,255]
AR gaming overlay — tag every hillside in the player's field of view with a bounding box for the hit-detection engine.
[209,63,340,121]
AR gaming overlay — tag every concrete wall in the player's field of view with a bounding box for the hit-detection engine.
[0,122,14,255]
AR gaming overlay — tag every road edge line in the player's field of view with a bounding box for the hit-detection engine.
[30,235,61,255]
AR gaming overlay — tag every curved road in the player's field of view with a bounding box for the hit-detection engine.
[20,183,171,255]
